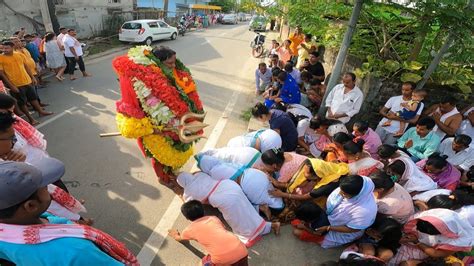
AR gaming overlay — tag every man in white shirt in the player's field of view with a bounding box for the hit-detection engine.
[56,27,67,50]
[63,29,90,80]
[255,62,272,95]
[457,105,474,139]
[325,72,363,124]
[375,82,424,145]
[438,134,474,172]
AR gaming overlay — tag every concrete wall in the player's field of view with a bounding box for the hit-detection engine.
[55,0,134,37]
[0,0,44,35]
[0,0,134,38]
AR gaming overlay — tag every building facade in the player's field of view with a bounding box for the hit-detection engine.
[0,0,135,38]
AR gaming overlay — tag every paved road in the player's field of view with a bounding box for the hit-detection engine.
[35,24,341,265]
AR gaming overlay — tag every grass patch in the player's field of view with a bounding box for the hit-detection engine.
[240,108,253,122]
[87,37,124,56]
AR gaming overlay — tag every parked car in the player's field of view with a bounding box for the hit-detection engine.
[249,16,267,31]
[221,14,238,24]
[119,19,178,46]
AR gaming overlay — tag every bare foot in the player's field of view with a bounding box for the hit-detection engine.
[39,111,54,117]
[29,120,40,126]
[55,75,63,82]
[77,217,94,226]
[70,76,77,80]
[272,222,281,235]
[83,72,92,77]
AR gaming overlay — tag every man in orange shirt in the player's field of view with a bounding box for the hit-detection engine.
[0,41,52,125]
[169,200,249,266]
[288,26,305,64]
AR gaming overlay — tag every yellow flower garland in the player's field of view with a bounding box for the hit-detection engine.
[142,135,194,169]
[116,113,154,139]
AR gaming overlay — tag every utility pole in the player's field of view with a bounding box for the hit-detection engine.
[39,0,54,32]
[318,0,364,117]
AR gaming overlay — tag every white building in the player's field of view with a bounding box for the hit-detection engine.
[0,0,135,38]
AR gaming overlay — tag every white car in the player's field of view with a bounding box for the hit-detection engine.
[222,14,238,24]
[119,19,178,46]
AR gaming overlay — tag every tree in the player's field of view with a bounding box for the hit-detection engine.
[318,0,364,117]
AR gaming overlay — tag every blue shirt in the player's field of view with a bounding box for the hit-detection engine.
[0,213,124,266]
[270,109,298,151]
[280,75,301,104]
[397,128,440,160]
[25,43,40,62]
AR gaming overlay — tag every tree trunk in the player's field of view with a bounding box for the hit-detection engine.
[408,24,428,61]
[416,32,454,90]
[318,0,364,117]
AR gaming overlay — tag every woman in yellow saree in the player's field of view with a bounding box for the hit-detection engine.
[269,158,349,222]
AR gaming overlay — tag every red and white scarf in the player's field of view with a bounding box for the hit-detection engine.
[0,222,139,265]
[13,115,47,150]
[47,184,86,221]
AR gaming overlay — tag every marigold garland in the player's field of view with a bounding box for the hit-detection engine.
[116,113,154,139]
[113,45,204,175]
[142,135,194,170]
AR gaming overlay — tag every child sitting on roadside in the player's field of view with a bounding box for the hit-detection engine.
[383,89,426,137]
[168,200,249,266]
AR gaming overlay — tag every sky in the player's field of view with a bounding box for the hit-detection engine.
[137,0,165,8]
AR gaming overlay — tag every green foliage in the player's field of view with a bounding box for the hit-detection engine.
[209,0,236,12]
[265,0,474,94]
[432,63,474,94]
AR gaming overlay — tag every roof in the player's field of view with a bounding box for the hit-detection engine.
[189,4,222,10]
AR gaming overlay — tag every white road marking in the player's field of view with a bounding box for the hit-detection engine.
[36,106,78,129]
[199,39,211,45]
[136,89,240,265]
[219,32,227,36]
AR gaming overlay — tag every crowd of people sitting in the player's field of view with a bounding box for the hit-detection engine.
[0,27,90,125]
[214,26,474,265]
[161,54,474,263]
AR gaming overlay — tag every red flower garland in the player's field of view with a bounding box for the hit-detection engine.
[113,56,200,117]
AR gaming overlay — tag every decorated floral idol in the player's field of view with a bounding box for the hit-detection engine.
[112,45,206,191]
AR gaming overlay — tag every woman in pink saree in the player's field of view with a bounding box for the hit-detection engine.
[343,139,384,177]
[416,153,461,191]
[390,208,473,265]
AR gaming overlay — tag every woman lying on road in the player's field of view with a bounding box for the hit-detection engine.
[226,128,282,153]
[255,148,307,183]
[269,158,349,222]
[195,146,261,170]
[177,172,280,247]
[197,155,284,219]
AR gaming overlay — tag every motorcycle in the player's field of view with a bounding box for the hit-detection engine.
[177,23,186,36]
[250,32,266,58]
